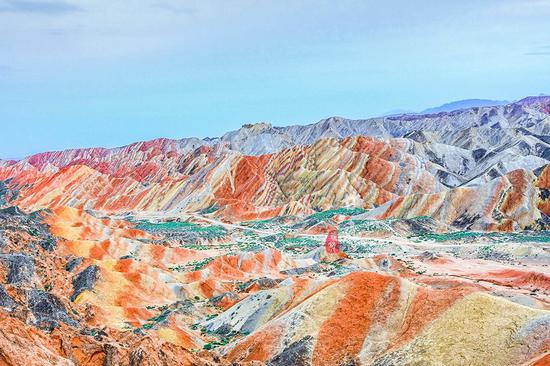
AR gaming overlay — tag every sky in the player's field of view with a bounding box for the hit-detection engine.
[1,0,550,159]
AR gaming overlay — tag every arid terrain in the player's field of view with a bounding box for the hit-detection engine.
[1,97,550,365]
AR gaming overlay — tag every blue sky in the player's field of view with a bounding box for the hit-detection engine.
[1,0,550,159]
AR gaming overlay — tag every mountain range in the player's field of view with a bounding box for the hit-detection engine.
[1,95,550,231]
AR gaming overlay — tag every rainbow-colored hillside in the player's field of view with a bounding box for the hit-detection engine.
[0,97,549,365]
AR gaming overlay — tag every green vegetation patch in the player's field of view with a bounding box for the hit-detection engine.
[307,207,368,221]
[142,308,172,330]
[242,218,276,230]
[135,220,194,231]
[276,236,320,249]
[135,220,227,240]
[411,230,550,243]
[339,219,392,234]
[169,257,217,272]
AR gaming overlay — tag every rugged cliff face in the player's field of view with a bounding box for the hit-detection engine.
[364,167,550,231]
[0,145,549,231]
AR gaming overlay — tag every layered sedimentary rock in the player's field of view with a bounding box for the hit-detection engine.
[364,167,546,231]
[0,96,548,231]
[219,96,550,188]
[210,272,549,366]
[0,136,443,220]
[1,206,548,365]
[0,97,549,230]
[1,137,549,230]
[1,97,550,365]
[0,206,214,365]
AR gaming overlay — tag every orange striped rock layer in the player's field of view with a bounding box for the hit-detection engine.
[2,134,549,230]
[0,136,443,221]
[366,167,548,230]
[2,205,549,365]
[211,271,550,366]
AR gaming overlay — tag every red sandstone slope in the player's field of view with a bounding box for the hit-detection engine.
[365,167,547,231]
[0,136,443,220]
[1,134,549,230]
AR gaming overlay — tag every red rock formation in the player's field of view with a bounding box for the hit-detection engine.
[0,136,444,222]
[367,168,544,230]
[324,228,340,254]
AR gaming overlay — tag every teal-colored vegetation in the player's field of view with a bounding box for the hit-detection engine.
[307,207,368,221]
[169,257,217,271]
[412,230,550,243]
[142,308,172,329]
[136,221,224,235]
[203,337,231,350]
[276,236,320,250]
[339,219,392,234]
[242,218,277,230]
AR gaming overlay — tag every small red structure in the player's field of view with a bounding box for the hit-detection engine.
[324,228,340,253]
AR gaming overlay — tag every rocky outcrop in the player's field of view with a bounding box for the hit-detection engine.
[65,257,82,272]
[0,97,548,226]
[2,139,549,230]
[0,253,35,286]
[0,208,214,365]
[268,335,314,366]
[0,203,548,365]
[0,316,208,366]
[0,284,13,310]
[70,265,99,301]
[363,168,544,231]
[0,97,549,364]
[27,290,78,329]
[0,136,443,221]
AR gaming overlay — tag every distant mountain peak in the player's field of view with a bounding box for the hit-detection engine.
[241,122,273,131]
[420,99,509,115]
[515,95,550,105]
